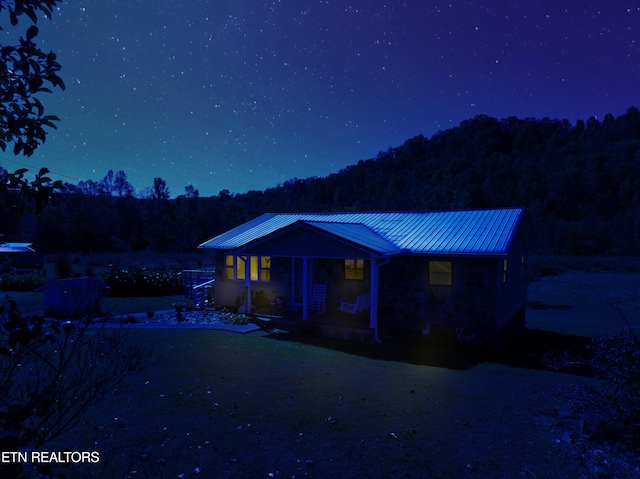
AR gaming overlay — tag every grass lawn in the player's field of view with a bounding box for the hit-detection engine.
[101,295,188,316]
[0,291,187,316]
[58,329,589,479]
[0,290,43,314]
[11,267,640,478]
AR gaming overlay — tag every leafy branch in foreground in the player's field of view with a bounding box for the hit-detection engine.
[1,0,65,156]
[0,296,154,479]
[1,166,65,214]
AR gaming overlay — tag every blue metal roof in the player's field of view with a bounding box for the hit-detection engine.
[0,243,35,253]
[198,208,525,256]
[305,221,401,254]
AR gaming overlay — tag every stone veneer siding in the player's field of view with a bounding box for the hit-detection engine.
[378,256,498,343]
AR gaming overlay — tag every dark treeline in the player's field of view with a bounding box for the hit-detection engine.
[6,107,640,255]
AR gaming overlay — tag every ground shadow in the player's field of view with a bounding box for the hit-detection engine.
[527,300,572,310]
[265,328,592,375]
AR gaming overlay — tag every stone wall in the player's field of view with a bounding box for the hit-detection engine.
[378,256,498,343]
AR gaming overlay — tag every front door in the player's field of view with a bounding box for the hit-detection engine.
[292,258,303,305]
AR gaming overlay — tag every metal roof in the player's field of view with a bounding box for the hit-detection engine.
[0,243,35,253]
[198,208,525,256]
[305,221,401,254]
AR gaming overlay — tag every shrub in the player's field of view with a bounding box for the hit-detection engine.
[251,290,270,309]
[102,266,183,297]
[585,328,640,439]
[0,297,153,478]
[546,302,640,447]
[0,272,47,291]
[54,254,73,279]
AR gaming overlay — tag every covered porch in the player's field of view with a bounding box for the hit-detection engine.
[227,221,398,342]
[234,253,388,342]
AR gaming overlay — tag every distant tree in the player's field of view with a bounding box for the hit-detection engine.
[53,252,72,278]
[100,169,115,195]
[114,169,135,197]
[0,0,65,156]
[76,178,103,196]
[151,176,170,200]
[218,189,232,200]
[183,184,199,198]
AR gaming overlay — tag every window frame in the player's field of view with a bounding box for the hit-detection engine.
[503,259,508,284]
[344,258,365,280]
[428,260,452,286]
[224,254,271,282]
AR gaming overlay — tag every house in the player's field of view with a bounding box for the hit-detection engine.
[198,208,530,347]
[37,277,107,319]
[0,242,44,273]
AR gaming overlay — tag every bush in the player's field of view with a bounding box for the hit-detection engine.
[0,297,153,478]
[54,254,73,279]
[102,266,183,297]
[546,303,640,447]
[586,329,640,439]
[0,272,47,291]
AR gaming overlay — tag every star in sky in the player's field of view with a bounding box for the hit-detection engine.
[3,1,638,196]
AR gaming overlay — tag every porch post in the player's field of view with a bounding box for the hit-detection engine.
[302,257,309,320]
[245,270,251,313]
[290,258,295,307]
[369,259,379,330]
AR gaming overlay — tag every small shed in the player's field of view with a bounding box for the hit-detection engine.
[37,277,107,319]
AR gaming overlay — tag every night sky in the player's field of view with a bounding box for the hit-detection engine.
[4,1,640,197]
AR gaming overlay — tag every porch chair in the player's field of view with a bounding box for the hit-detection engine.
[339,293,370,314]
[312,283,327,313]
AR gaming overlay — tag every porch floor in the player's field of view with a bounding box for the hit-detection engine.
[251,306,376,342]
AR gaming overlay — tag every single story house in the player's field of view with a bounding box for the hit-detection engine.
[0,242,44,272]
[198,208,530,347]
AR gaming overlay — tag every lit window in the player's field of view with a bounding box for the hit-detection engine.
[225,254,270,282]
[250,256,258,281]
[503,259,508,283]
[237,256,246,280]
[429,261,452,286]
[225,254,235,280]
[261,256,271,282]
[345,259,365,280]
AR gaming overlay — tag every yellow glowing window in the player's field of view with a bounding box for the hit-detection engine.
[429,261,452,286]
[345,259,365,280]
[236,256,246,280]
[260,256,271,282]
[249,256,258,281]
[225,254,270,282]
[225,254,235,279]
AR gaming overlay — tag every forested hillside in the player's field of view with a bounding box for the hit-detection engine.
[5,107,640,255]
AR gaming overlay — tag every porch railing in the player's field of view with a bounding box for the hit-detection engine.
[192,278,215,309]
